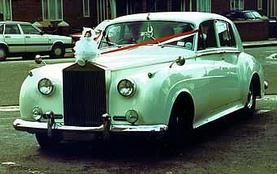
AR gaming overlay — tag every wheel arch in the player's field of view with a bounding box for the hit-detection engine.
[168,91,195,128]
[51,41,64,50]
[0,43,9,53]
[251,72,261,98]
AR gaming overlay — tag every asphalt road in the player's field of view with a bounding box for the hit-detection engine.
[0,46,276,174]
[0,96,276,174]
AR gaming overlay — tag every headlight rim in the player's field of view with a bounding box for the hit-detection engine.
[37,78,55,96]
[117,79,136,97]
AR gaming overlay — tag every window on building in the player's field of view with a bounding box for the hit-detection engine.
[257,0,263,10]
[83,0,90,17]
[97,0,109,23]
[268,0,277,17]
[197,0,211,12]
[42,0,63,21]
[230,0,244,10]
[0,0,12,20]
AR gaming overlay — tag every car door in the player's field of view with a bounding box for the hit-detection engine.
[3,23,25,53]
[215,20,241,104]
[20,24,50,53]
[196,20,232,116]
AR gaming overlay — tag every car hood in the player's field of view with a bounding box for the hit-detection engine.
[96,45,195,70]
[33,45,195,75]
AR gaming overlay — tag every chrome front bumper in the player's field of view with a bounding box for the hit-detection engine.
[13,119,168,133]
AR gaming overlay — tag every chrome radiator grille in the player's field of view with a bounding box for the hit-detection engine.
[63,63,106,127]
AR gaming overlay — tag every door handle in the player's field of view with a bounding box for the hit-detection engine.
[25,36,31,38]
[5,36,11,38]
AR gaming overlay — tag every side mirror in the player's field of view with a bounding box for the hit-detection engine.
[39,31,45,35]
[176,56,186,66]
[169,56,186,68]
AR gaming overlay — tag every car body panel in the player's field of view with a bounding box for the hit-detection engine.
[13,12,265,141]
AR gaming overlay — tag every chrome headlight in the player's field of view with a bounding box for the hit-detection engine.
[117,79,136,97]
[38,78,54,95]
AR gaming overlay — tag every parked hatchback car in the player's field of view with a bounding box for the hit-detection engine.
[224,10,263,20]
[0,21,72,60]
[13,12,266,148]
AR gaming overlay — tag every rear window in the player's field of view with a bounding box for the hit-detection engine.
[21,24,41,35]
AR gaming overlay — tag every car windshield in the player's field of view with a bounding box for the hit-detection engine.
[244,12,256,19]
[99,21,195,50]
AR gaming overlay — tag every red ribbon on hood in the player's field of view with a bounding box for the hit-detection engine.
[101,29,199,55]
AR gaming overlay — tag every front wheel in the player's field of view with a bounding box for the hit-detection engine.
[50,44,65,58]
[244,82,256,116]
[35,133,62,149]
[166,102,193,146]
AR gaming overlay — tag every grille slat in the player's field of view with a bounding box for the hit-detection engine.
[63,63,106,127]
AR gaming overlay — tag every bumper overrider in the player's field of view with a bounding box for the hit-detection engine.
[13,113,168,135]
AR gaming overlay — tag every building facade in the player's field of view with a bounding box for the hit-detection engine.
[0,0,276,31]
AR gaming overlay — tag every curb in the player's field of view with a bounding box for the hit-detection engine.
[0,106,19,112]
[243,41,277,48]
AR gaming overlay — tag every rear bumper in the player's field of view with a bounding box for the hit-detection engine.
[13,119,168,134]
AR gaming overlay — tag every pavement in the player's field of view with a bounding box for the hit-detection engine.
[243,38,277,48]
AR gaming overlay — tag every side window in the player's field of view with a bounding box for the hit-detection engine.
[197,20,217,50]
[0,24,3,34]
[4,24,21,34]
[21,25,41,35]
[215,20,236,47]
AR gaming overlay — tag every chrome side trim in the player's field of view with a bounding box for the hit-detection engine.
[13,119,168,133]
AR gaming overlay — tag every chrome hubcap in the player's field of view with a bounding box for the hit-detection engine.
[0,50,5,58]
[54,48,62,56]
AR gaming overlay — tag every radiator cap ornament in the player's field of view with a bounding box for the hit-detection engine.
[74,27,99,67]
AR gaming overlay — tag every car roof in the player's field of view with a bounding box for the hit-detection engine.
[110,12,230,26]
[0,21,32,25]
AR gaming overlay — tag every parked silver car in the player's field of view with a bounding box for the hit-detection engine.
[0,21,72,60]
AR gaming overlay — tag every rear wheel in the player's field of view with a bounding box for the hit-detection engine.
[244,82,256,116]
[50,44,65,58]
[0,46,7,61]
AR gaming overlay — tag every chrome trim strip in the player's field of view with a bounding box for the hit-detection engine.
[13,119,168,133]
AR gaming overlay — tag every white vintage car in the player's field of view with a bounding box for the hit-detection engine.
[0,21,72,60]
[13,12,266,148]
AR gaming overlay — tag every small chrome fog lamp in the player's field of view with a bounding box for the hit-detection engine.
[125,110,139,124]
[117,79,136,97]
[32,106,43,121]
[38,78,54,95]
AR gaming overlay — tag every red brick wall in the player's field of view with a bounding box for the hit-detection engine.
[234,20,268,41]
[244,0,257,10]
[12,0,42,22]
[211,0,230,15]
